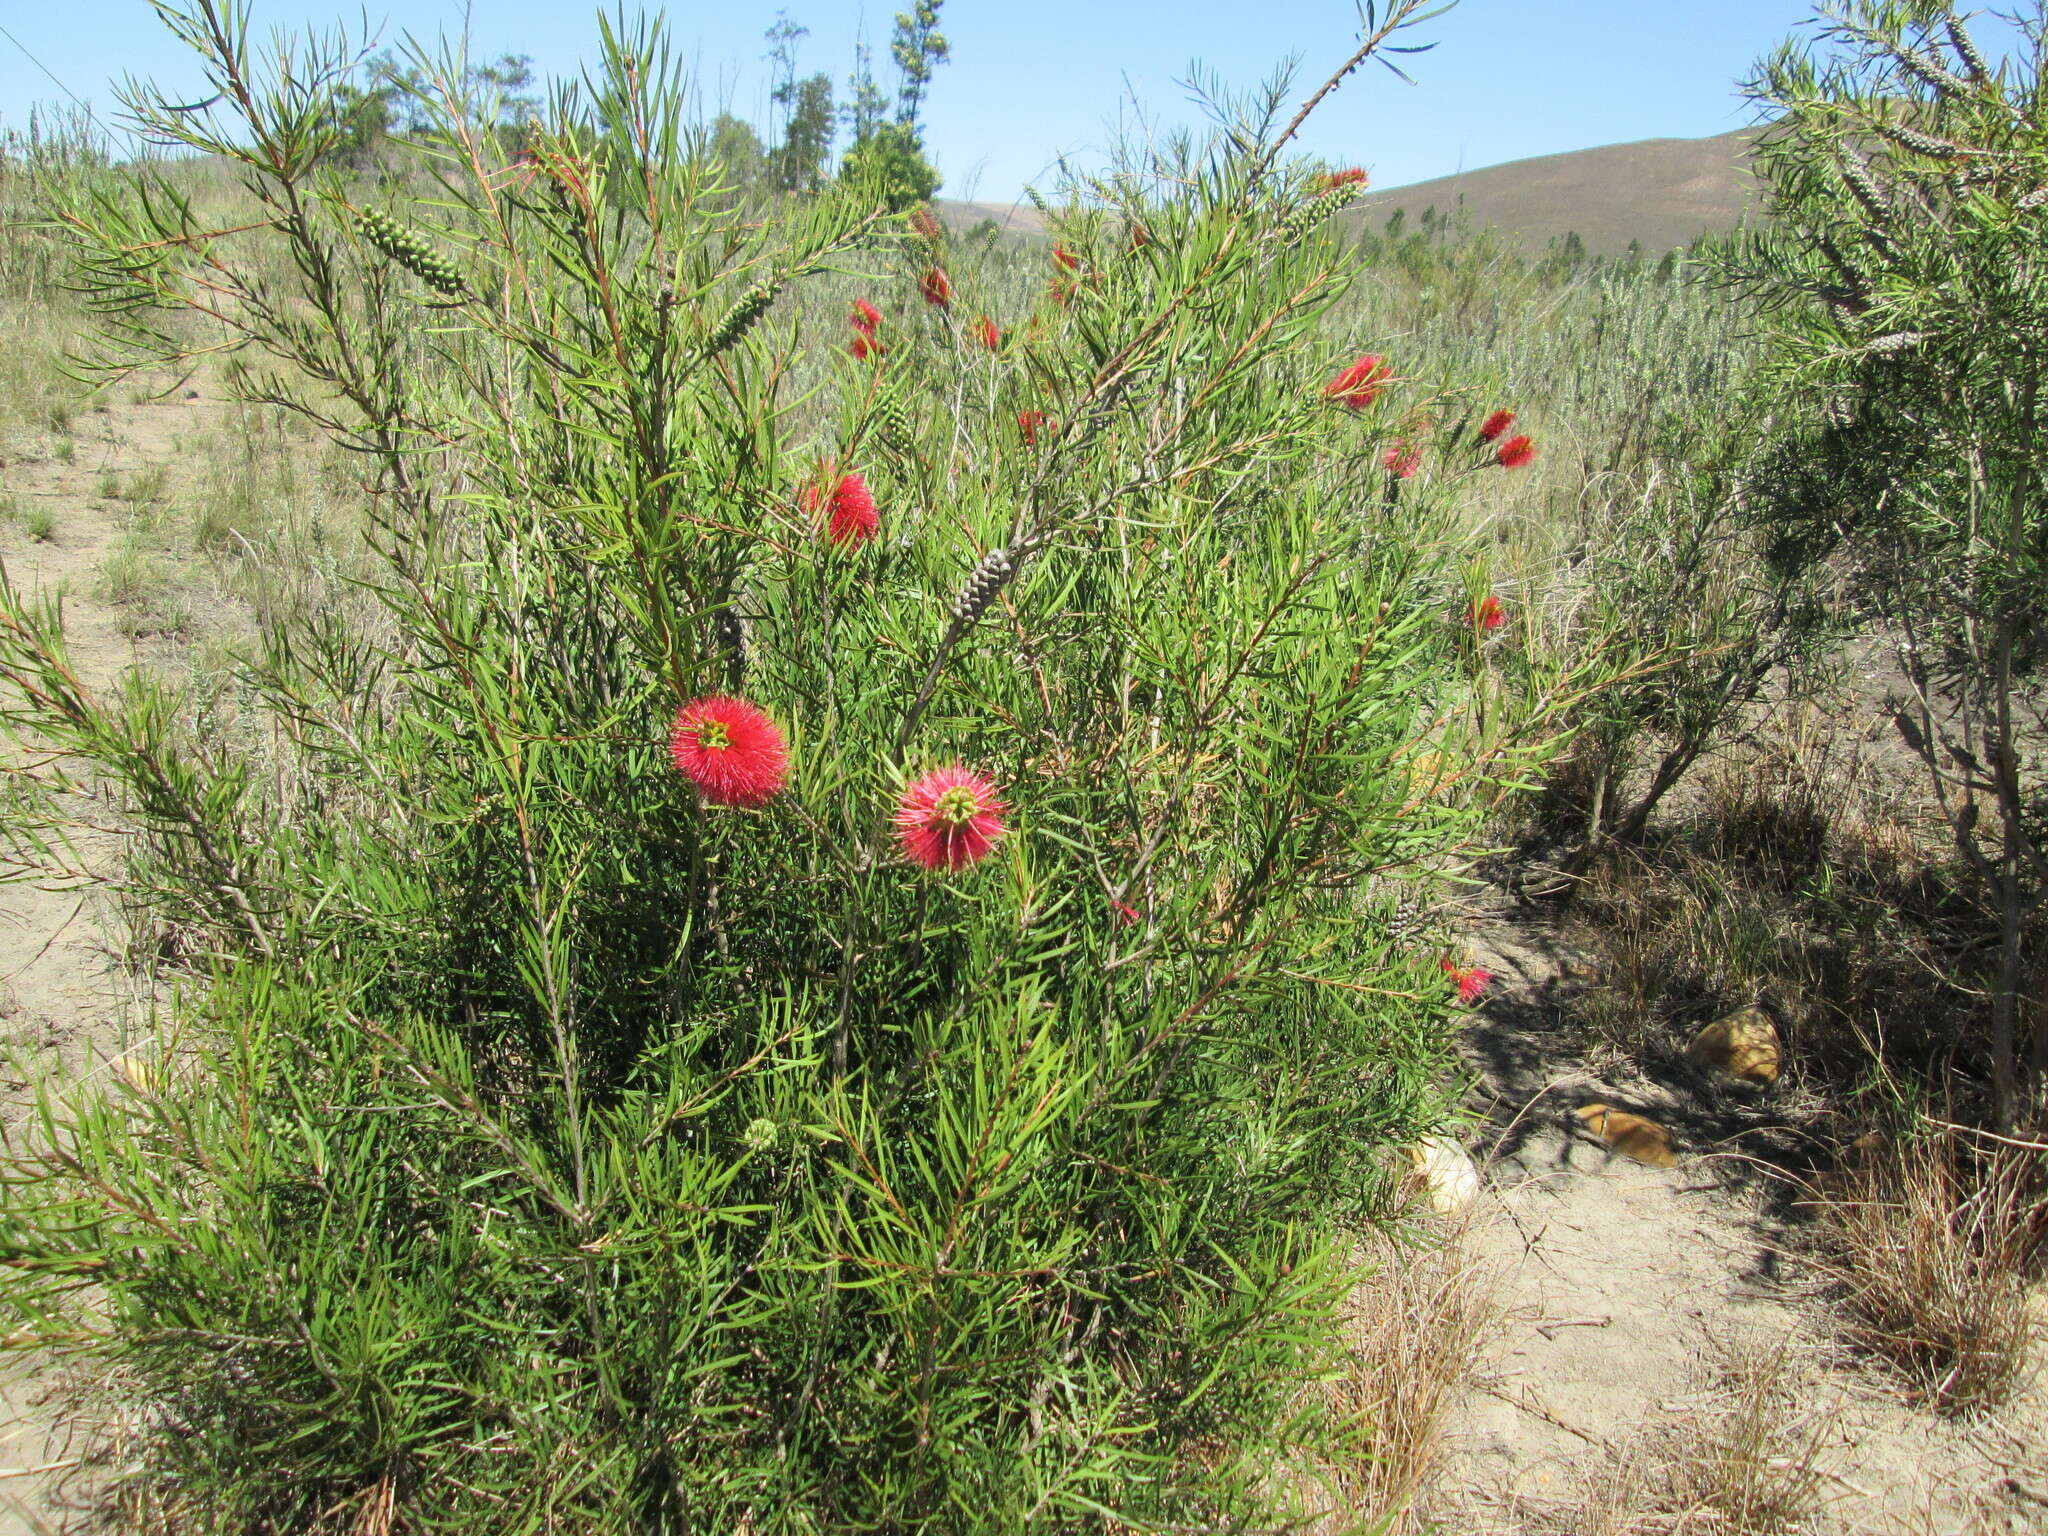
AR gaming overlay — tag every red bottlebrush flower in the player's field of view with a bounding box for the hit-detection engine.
[1111,898,1140,927]
[801,469,880,548]
[1384,442,1423,479]
[850,299,881,336]
[1052,242,1081,273]
[919,266,953,308]
[1441,957,1492,1006]
[1495,434,1537,469]
[669,696,789,808]
[1324,354,1390,411]
[909,206,942,243]
[1050,276,1076,307]
[1313,166,1369,193]
[1477,409,1516,443]
[972,314,1001,350]
[895,765,1007,872]
[850,332,886,363]
[1470,594,1505,632]
[1017,410,1058,446]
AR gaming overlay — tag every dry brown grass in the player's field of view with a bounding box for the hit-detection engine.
[1558,727,1979,1094]
[1483,1344,1836,1536]
[1807,1131,2040,1416]
[1293,1221,1498,1534]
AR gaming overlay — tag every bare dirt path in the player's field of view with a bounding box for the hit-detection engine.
[0,387,216,1535]
[1431,916,2048,1536]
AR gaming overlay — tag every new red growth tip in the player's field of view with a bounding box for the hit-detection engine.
[669,696,789,808]
[1325,354,1390,411]
[896,766,1007,872]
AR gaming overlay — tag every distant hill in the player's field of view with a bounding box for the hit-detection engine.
[932,126,1767,259]
[1359,127,1766,256]
[933,198,1048,239]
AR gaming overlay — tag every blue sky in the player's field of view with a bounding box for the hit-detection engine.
[0,2,2023,199]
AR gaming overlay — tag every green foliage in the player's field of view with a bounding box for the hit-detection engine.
[0,2,1591,1529]
[777,74,838,192]
[890,0,952,129]
[841,119,942,210]
[1721,0,2048,1127]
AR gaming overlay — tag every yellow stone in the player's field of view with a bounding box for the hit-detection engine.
[1574,1103,1678,1168]
[1685,1006,1781,1084]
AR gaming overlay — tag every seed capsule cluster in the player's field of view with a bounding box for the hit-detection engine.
[356,207,465,297]
[706,283,777,356]
[951,548,1012,626]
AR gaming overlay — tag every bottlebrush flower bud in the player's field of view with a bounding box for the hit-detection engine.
[705,283,776,355]
[356,207,465,296]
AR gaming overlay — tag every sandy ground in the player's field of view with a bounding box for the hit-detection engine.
[0,388,214,1534]
[1432,917,2048,1536]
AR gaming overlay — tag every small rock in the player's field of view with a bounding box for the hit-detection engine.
[1685,1005,1780,1084]
[1404,1135,1482,1214]
[1574,1103,1678,1167]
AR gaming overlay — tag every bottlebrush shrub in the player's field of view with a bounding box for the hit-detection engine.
[1,6,1541,1532]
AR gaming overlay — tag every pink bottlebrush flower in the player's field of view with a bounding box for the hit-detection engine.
[850,332,886,363]
[1477,409,1516,443]
[1324,354,1390,411]
[801,469,879,548]
[920,267,953,307]
[850,299,882,336]
[895,765,1007,872]
[1384,442,1423,479]
[1470,594,1505,632]
[1017,410,1058,447]
[1495,434,1537,469]
[669,696,789,808]
[1053,243,1081,273]
[1441,956,1493,1006]
[1313,167,1369,193]
[972,314,1001,350]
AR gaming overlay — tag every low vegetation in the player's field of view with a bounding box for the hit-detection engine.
[0,0,2039,1530]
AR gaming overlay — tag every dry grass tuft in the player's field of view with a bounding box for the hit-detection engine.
[1807,1131,2039,1416]
[1297,1222,1498,1534]
[1559,727,1977,1093]
[1487,1343,1835,1536]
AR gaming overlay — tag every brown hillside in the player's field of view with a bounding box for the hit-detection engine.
[1362,127,1765,255]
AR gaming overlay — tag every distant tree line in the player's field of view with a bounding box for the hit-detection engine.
[329,5,950,211]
